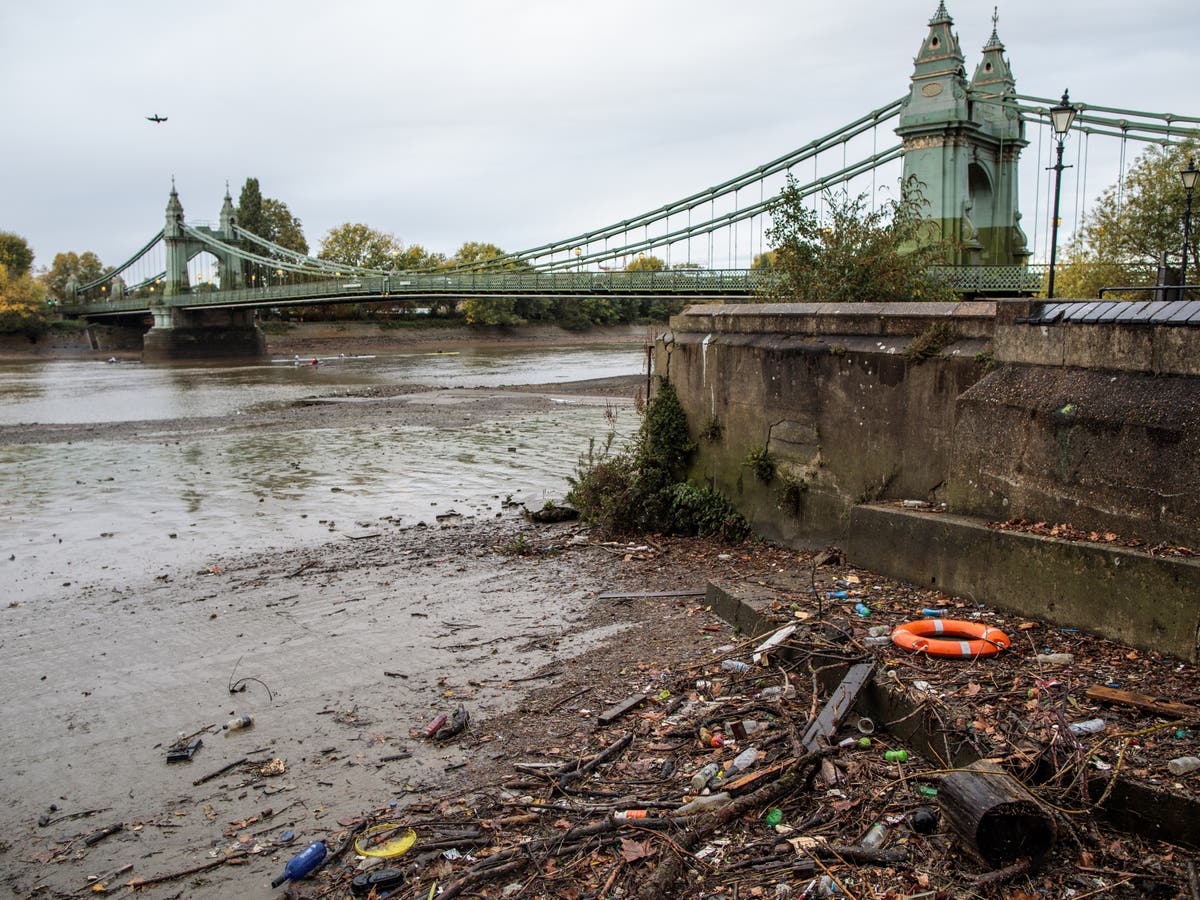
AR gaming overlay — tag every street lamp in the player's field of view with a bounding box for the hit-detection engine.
[1046,90,1077,300]
[574,247,582,273]
[1180,158,1198,290]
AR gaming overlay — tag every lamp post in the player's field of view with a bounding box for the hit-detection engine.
[1046,90,1077,300]
[1181,158,1198,290]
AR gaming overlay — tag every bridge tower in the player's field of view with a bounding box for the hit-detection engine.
[145,184,265,360]
[163,182,191,298]
[162,183,245,296]
[896,4,1029,266]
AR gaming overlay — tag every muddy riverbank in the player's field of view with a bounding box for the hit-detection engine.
[0,322,656,362]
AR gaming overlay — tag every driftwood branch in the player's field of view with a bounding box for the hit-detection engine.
[557,732,633,790]
[128,852,248,890]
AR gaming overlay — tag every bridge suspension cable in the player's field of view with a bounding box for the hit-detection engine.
[231,226,383,276]
[535,145,904,272]
[75,229,164,293]
[457,97,906,272]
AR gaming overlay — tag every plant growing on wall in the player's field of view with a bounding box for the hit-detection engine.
[761,175,957,304]
[743,445,776,482]
[902,321,956,362]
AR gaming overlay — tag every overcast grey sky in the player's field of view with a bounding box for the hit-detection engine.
[2,0,1195,271]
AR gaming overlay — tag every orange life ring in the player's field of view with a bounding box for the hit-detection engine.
[891,619,1010,658]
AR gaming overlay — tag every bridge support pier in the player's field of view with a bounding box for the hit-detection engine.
[142,306,265,361]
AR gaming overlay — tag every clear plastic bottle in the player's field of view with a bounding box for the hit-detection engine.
[1167,756,1200,776]
[721,659,751,673]
[1036,653,1074,665]
[223,714,253,733]
[711,747,759,788]
[758,684,796,701]
[1067,718,1106,736]
[861,822,888,849]
[672,792,732,815]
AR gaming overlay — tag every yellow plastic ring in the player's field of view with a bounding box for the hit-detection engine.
[354,824,417,858]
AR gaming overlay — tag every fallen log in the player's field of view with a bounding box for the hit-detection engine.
[938,761,1056,868]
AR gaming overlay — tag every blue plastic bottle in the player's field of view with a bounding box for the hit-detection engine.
[853,602,870,617]
[271,841,326,888]
[920,608,945,617]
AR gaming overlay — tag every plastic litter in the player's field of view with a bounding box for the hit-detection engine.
[909,806,938,833]
[690,762,720,792]
[350,868,408,897]
[271,841,326,888]
[1036,653,1074,665]
[223,714,253,733]
[1167,756,1200,776]
[673,792,731,815]
[354,824,417,859]
[711,747,758,788]
[1067,718,1106,736]
[861,822,888,849]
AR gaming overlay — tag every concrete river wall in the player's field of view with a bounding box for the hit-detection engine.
[656,300,1200,659]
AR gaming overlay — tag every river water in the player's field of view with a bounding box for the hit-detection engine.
[0,345,643,604]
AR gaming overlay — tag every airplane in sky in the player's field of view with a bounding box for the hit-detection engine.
[146,114,168,123]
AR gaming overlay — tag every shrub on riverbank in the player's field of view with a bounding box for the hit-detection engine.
[567,380,749,540]
[0,262,49,338]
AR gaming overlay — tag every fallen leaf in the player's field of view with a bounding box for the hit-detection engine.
[619,837,654,863]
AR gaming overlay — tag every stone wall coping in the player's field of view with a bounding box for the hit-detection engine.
[670,301,997,337]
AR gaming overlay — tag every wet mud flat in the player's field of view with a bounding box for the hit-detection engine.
[0,517,671,898]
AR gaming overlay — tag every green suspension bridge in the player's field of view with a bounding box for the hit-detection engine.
[60,4,1198,358]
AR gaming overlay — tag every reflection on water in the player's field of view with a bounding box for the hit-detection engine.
[0,346,640,604]
[0,345,644,425]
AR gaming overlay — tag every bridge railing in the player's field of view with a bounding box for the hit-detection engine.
[61,265,1056,316]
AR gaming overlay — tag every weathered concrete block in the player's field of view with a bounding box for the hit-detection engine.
[846,504,1200,661]
[949,364,1200,547]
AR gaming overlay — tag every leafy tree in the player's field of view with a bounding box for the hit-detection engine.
[625,255,665,272]
[751,250,778,270]
[235,178,308,254]
[398,244,446,270]
[0,262,48,335]
[762,175,956,303]
[448,242,530,272]
[0,232,34,277]
[262,199,309,255]
[462,297,521,326]
[1054,138,1199,299]
[237,178,265,235]
[41,251,106,300]
[319,223,401,270]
